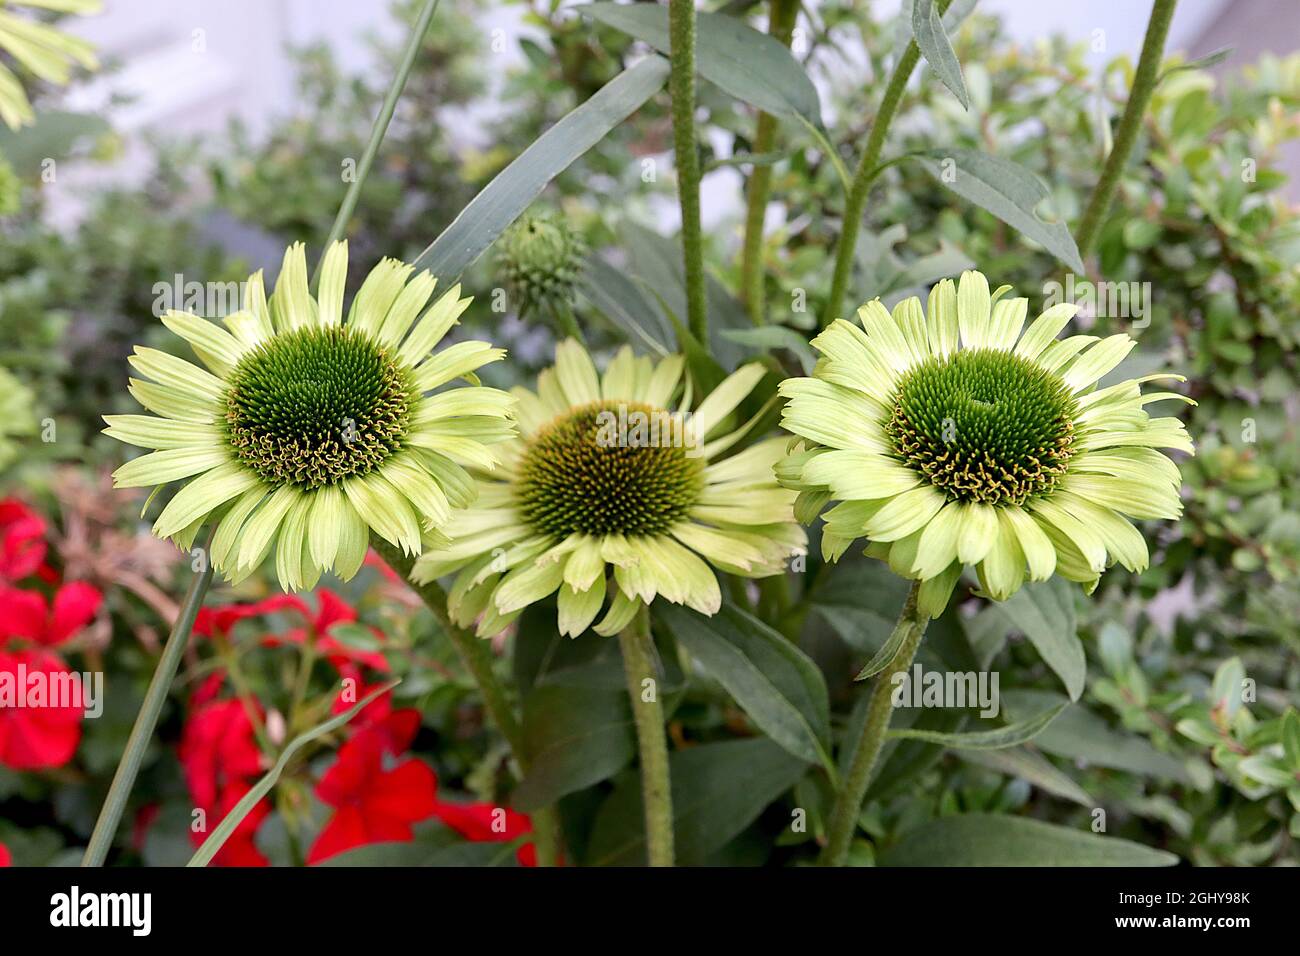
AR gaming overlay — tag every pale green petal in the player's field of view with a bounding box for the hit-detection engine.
[152,461,262,538]
[957,270,991,349]
[103,415,221,450]
[1054,492,1149,571]
[1030,498,1107,573]
[862,485,947,542]
[643,353,685,407]
[856,299,912,371]
[553,338,601,406]
[917,563,962,619]
[913,501,963,579]
[693,363,766,439]
[376,268,437,348]
[1037,335,1098,373]
[977,520,1025,600]
[926,278,959,357]
[1000,505,1056,581]
[800,449,920,500]
[600,346,636,401]
[397,287,469,367]
[347,257,413,337]
[412,341,506,393]
[558,575,606,637]
[333,497,370,580]
[955,502,998,565]
[242,269,275,340]
[210,486,268,572]
[269,242,314,332]
[307,484,345,571]
[1015,302,1079,361]
[129,348,226,401]
[891,296,931,365]
[236,485,299,571]
[1063,334,1136,392]
[112,447,229,488]
[985,296,1027,351]
[412,386,515,425]
[593,585,641,637]
[562,536,605,591]
[126,379,217,424]
[275,494,313,591]
[495,553,565,614]
[316,240,348,327]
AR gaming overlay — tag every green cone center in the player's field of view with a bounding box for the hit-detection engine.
[516,400,704,538]
[884,348,1078,506]
[224,326,413,490]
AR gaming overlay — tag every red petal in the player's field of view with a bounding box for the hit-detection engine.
[314,590,357,632]
[0,586,46,642]
[362,759,438,824]
[0,841,9,866]
[306,806,368,864]
[48,581,102,645]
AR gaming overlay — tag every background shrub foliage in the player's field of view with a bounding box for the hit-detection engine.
[0,0,1297,866]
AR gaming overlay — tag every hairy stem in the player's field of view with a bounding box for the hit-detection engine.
[822,0,953,329]
[1075,0,1177,256]
[619,606,674,866]
[820,581,928,866]
[312,0,443,285]
[669,0,707,344]
[740,0,799,324]
[369,534,560,866]
[83,535,214,866]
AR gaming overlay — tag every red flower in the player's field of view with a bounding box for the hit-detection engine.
[332,670,420,756]
[306,733,437,864]
[198,591,389,672]
[199,780,270,867]
[0,648,84,769]
[0,841,9,866]
[0,499,47,583]
[0,582,101,648]
[179,698,263,815]
[433,802,539,866]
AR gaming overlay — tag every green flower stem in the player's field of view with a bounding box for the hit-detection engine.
[740,0,799,324]
[552,300,587,346]
[82,535,215,867]
[311,0,442,286]
[368,534,561,867]
[822,0,953,329]
[668,0,707,345]
[819,580,928,866]
[618,605,674,866]
[1074,0,1177,256]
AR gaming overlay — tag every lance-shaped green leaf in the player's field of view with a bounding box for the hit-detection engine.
[886,701,1069,750]
[412,56,669,279]
[912,0,969,109]
[880,813,1179,866]
[987,578,1085,700]
[579,3,823,129]
[920,147,1086,273]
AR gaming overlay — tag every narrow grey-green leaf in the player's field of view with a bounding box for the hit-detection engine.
[412,56,669,278]
[854,620,911,681]
[881,814,1179,866]
[188,680,399,867]
[660,603,830,770]
[886,701,1068,750]
[719,326,817,374]
[579,3,822,129]
[920,147,1086,273]
[958,747,1094,806]
[912,0,969,109]
[989,578,1085,700]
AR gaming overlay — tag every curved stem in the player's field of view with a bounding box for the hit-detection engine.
[619,605,674,866]
[740,0,799,324]
[668,0,707,345]
[82,535,214,866]
[1074,0,1177,257]
[819,581,928,866]
[821,0,953,329]
[368,534,561,866]
[311,0,443,285]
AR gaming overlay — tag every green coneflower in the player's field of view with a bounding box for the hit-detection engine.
[412,339,805,637]
[497,209,587,318]
[104,241,515,591]
[0,0,101,129]
[779,270,1193,618]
